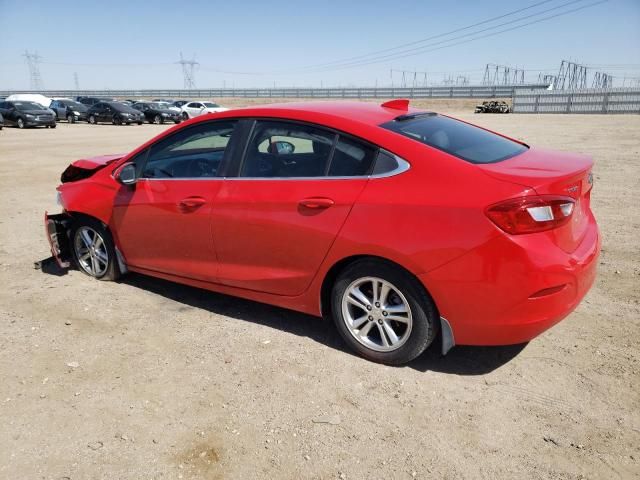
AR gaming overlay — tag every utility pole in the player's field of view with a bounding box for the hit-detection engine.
[176,52,199,89]
[22,50,44,90]
[556,60,588,90]
[73,72,80,91]
[483,64,524,86]
[592,71,613,89]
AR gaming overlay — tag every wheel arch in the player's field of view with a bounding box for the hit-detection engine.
[320,254,454,357]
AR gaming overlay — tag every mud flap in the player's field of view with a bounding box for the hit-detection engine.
[44,211,73,268]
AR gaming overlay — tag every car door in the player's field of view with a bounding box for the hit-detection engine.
[211,119,378,296]
[110,119,240,281]
[0,102,11,125]
[101,104,114,122]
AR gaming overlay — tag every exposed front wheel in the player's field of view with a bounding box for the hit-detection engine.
[182,112,189,121]
[71,218,119,281]
[17,118,25,129]
[67,114,76,123]
[88,115,96,124]
[153,114,162,124]
[331,259,438,365]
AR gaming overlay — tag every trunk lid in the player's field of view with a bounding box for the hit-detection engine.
[480,147,594,252]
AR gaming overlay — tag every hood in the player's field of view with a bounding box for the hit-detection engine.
[61,153,124,183]
[23,109,52,115]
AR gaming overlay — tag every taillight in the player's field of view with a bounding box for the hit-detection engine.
[485,195,575,235]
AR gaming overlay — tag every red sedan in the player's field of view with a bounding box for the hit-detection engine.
[45,99,600,364]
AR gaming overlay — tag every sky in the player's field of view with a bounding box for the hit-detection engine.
[0,0,639,90]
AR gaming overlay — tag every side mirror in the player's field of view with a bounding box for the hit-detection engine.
[114,162,137,185]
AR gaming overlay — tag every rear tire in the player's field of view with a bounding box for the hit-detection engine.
[331,259,438,365]
[70,217,120,281]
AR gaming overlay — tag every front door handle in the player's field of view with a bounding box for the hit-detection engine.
[178,196,206,211]
[298,197,335,209]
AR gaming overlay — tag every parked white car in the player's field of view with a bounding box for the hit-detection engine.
[6,93,52,109]
[180,101,228,120]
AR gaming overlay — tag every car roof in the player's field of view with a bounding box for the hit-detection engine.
[205,101,423,127]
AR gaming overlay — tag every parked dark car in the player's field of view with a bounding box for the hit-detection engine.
[132,101,182,124]
[0,101,56,128]
[50,99,88,123]
[0,112,3,130]
[86,101,144,125]
[77,96,115,106]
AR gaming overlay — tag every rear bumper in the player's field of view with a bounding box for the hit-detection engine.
[44,212,72,268]
[420,215,600,346]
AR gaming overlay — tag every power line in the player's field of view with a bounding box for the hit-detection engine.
[304,0,604,73]
[304,0,608,73]
[303,0,558,70]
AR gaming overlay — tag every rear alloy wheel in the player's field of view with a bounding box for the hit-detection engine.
[331,259,438,365]
[17,118,25,129]
[88,115,96,124]
[153,114,162,124]
[71,219,119,281]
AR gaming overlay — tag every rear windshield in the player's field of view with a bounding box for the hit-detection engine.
[381,114,527,164]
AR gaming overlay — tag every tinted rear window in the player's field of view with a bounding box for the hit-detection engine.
[381,114,527,164]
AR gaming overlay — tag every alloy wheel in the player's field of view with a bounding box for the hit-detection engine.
[73,226,109,277]
[341,276,413,352]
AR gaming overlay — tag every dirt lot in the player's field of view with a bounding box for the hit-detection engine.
[0,101,638,480]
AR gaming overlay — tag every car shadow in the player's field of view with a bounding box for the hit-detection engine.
[38,258,526,375]
[34,256,69,276]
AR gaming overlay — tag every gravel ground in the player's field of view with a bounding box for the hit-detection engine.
[0,103,638,479]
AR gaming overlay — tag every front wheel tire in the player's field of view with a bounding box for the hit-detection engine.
[70,218,119,281]
[331,259,438,365]
[17,118,25,129]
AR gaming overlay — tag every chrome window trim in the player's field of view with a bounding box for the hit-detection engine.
[227,154,410,181]
[135,155,409,182]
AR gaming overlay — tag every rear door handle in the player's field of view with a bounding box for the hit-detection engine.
[298,197,335,209]
[178,196,207,210]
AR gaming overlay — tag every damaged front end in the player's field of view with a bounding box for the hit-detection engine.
[44,211,73,268]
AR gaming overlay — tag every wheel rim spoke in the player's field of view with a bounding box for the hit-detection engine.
[351,314,369,330]
[347,287,372,311]
[341,276,413,353]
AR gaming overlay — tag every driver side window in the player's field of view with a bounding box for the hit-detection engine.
[141,121,238,179]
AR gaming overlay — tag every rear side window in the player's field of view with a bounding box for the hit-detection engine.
[381,114,527,164]
[241,121,336,178]
[328,137,377,176]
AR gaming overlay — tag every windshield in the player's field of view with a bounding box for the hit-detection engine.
[203,102,220,108]
[151,102,171,109]
[62,100,85,109]
[381,114,528,164]
[110,102,136,113]
[14,102,44,111]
